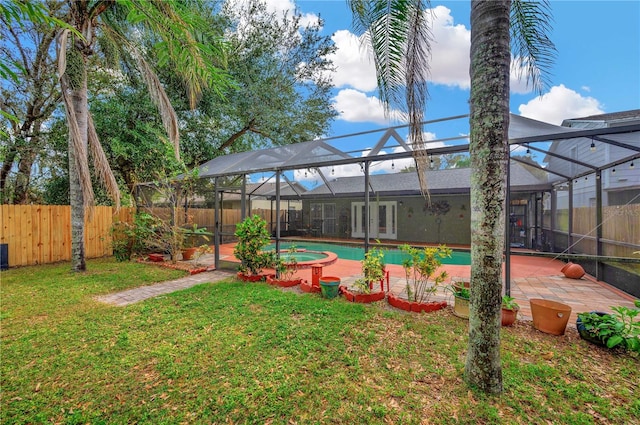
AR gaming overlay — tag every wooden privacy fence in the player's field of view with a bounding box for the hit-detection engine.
[573,204,640,244]
[1,205,134,268]
[139,207,285,230]
[1,205,287,268]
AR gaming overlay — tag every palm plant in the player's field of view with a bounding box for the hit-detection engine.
[348,0,555,393]
[52,0,230,271]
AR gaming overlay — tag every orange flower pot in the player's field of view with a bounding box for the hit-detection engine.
[530,298,572,335]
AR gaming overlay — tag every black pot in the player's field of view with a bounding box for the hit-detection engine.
[576,311,609,347]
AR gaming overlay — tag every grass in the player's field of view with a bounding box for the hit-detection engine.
[2,258,639,424]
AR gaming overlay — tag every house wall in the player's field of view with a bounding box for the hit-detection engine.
[302,194,472,245]
[396,195,470,244]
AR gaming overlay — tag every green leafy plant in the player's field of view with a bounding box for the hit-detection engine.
[354,243,386,294]
[273,245,299,281]
[110,212,160,261]
[577,300,640,352]
[502,295,520,311]
[234,215,273,276]
[399,244,451,303]
[449,285,470,300]
[181,223,212,248]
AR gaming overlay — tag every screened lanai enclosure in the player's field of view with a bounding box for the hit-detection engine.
[135,111,640,298]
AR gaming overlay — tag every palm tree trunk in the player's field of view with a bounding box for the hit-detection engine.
[68,69,88,272]
[464,0,511,394]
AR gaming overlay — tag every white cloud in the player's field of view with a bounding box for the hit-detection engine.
[518,84,604,125]
[325,30,378,91]
[427,6,470,89]
[225,0,321,36]
[332,89,404,124]
[327,6,532,95]
[261,0,320,26]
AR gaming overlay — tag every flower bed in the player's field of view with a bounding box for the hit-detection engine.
[340,285,386,303]
[387,293,447,313]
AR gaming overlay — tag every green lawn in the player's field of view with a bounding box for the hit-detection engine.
[2,259,638,424]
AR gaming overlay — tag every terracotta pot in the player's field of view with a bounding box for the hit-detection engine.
[561,262,585,279]
[181,247,198,260]
[501,308,518,326]
[530,298,572,335]
[453,295,470,319]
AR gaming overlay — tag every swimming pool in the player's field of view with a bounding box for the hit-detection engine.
[266,242,471,266]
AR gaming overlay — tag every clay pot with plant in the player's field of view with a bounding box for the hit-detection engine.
[234,215,274,281]
[342,243,387,303]
[181,224,212,260]
[501,295,520,326]
[449,283,470,319]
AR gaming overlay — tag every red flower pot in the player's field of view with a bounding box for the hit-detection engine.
[561,262,585,279]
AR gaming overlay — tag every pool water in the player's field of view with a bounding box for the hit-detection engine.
[266,242,471,266]
[273,251,329,262]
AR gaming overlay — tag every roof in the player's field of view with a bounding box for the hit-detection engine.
[222,182,306,200]
[562,110,640,126]
[191,111,639,188]
[295,163,549,198]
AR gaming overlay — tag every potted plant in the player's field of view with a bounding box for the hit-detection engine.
[387,244,450,313]
[449,283,470,319]
[576,301,640,352]
[342,243,387,303]
[234,215,274,281]
[181,224,212,260]
[268,245,303,287]
[501,295,520,326]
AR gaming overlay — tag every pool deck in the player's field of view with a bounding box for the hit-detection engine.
[216,243,637,323]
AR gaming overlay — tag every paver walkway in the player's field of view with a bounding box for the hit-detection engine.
[95,270,234,306]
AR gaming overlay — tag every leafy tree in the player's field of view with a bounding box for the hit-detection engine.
[0,3,62,203]
[349,0,555,393]
[171,0,337,164]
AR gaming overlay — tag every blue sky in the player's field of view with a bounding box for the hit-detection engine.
[239,0,640,184]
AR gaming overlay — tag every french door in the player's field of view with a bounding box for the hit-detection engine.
[351,201,397,240]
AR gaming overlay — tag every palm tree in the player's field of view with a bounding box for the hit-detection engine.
[52,0,230,271]
[349,0,554,393]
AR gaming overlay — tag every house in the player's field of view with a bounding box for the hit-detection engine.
[290,163,549,247]
[546,110,640,208]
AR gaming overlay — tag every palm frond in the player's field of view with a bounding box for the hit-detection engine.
[87,113,121,209]
[405,2,431,199]
[118,0,232,108]
[131,47,181,160]
[510,0,556,95]
[349,0,433,198]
